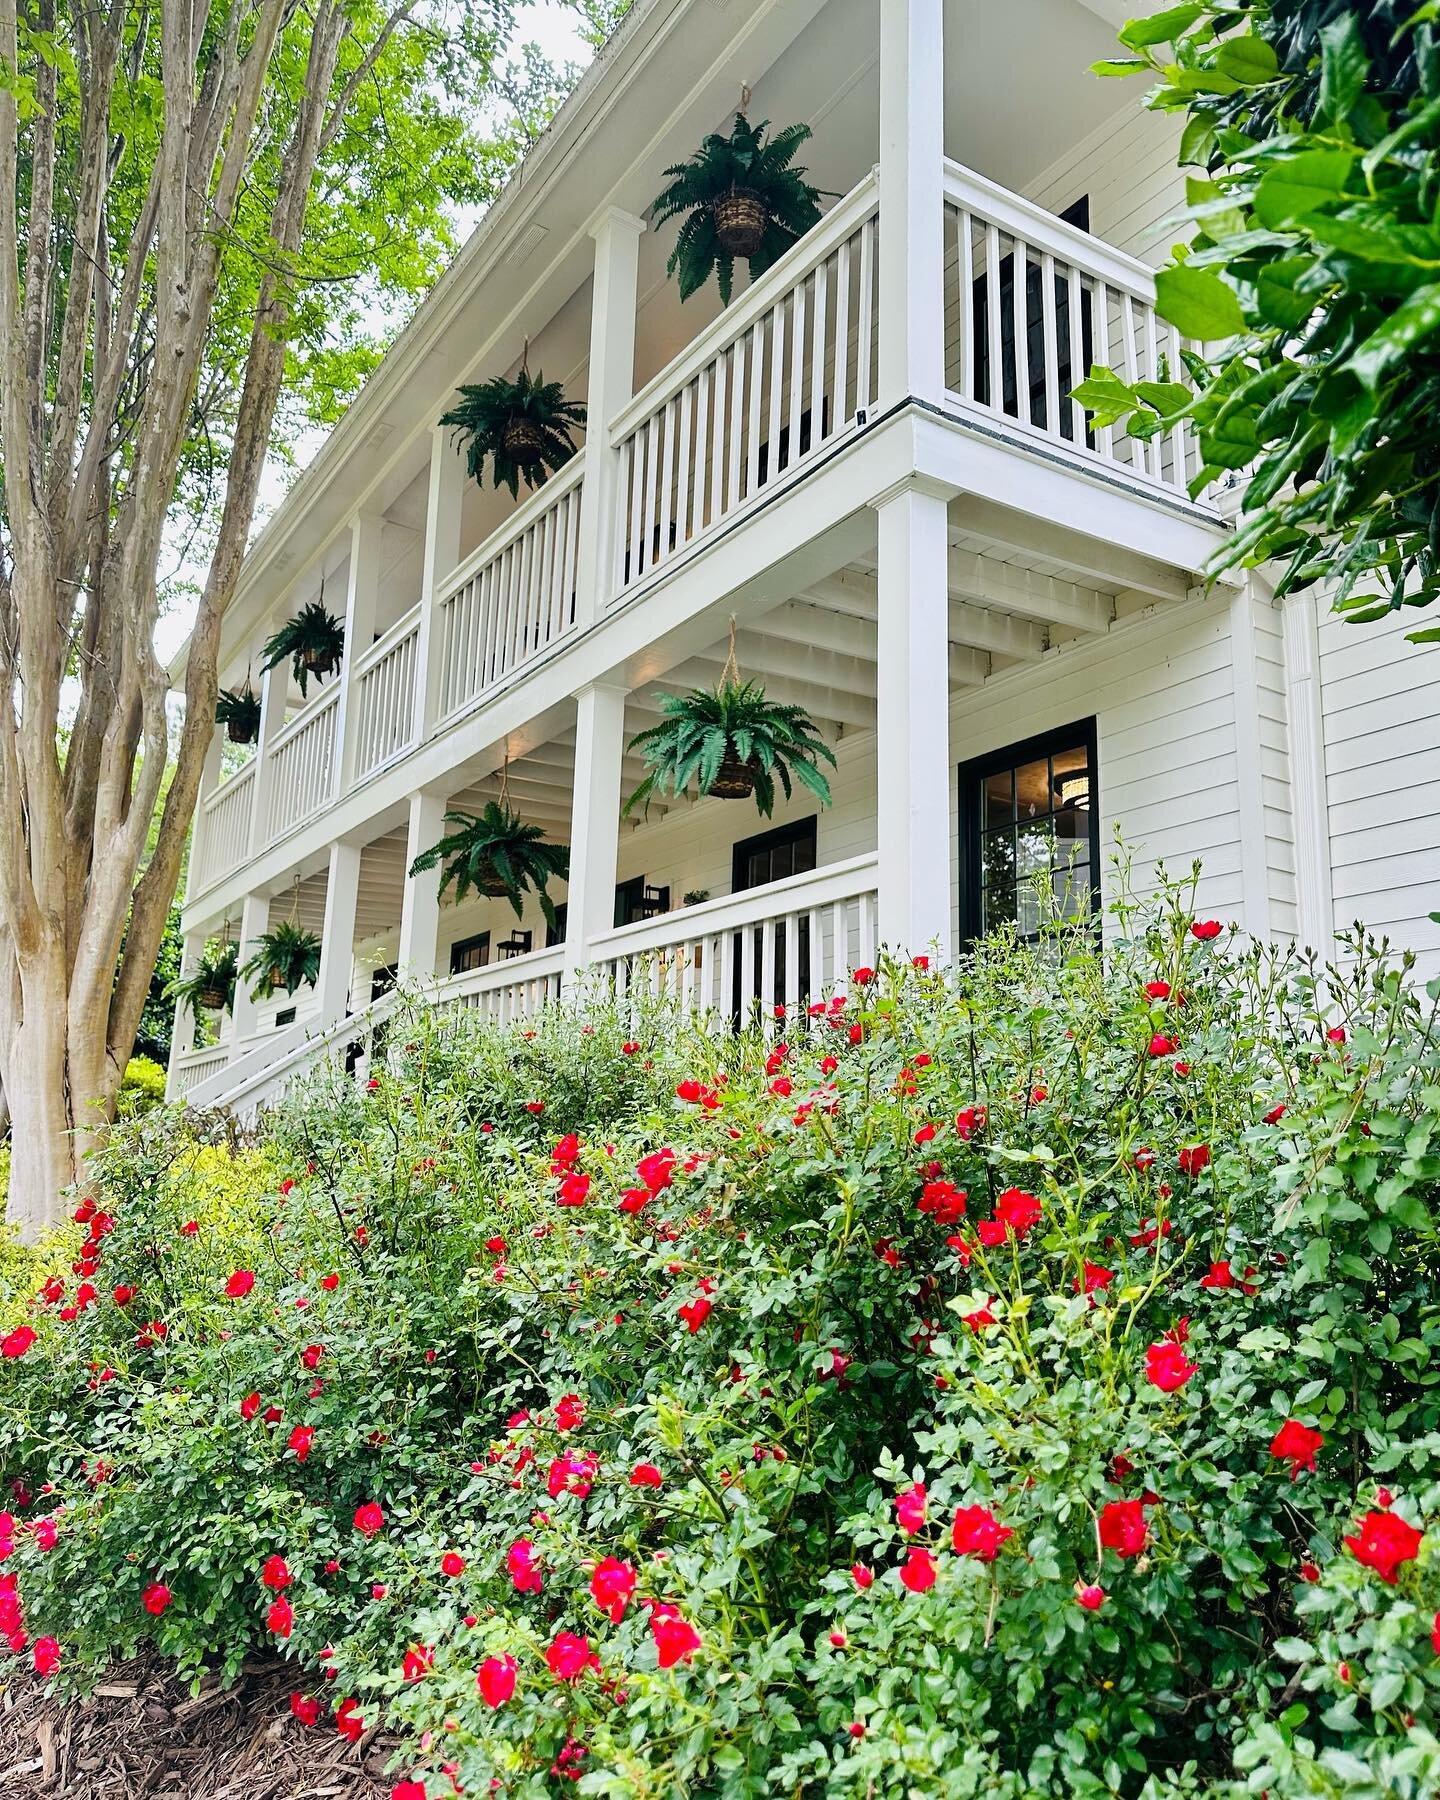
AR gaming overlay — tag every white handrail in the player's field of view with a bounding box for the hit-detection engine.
[434,451,585,610]
[266,681,341,758]
[201,759,255,814]
[351,602,421,680]
[609,172,880,446]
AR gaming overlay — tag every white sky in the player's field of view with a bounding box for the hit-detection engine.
[152,0,593,666]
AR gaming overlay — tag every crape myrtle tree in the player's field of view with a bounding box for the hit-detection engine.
[0,0,535,1233]
[1082,2,1440,636]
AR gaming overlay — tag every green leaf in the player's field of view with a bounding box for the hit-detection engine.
[1256,258,1318,330]
[1317,13,1369,124]
[1215,36,1280,87]
[1117,5,1204,50]
[1253,151,1356,228]
[1091,58,1150,77]
[1154,263,1246,339]
[1349,282,1440,388]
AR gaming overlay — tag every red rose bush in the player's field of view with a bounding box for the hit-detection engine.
[2,887,1439,1796]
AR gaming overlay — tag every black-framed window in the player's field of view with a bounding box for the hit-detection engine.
[958,721,1099,943]
[449,931,490,975]
[614,876,670,928]
[732,816,817,893]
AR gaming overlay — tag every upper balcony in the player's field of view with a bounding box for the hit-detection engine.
[185,0,1225,922]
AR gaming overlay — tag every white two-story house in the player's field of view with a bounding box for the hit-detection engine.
[166,0,1440,1110]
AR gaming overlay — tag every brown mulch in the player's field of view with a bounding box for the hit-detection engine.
[0,1655,401,1799]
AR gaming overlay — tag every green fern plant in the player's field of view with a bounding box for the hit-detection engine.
[440,369,586,500]
[214,685,261,744]
[240,921,322,1001]
[260,600,345,699]
[408,801,569,930]
[164,941,239,1020]
[625,679,835,819]
[651,114,826,304]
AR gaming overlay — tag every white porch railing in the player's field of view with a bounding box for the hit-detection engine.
[195,762,255,890]
[434,454,584,725]
[172,1043,232,1097]
[432,944,567,1020]
[588,853,878,1025]
[264,686,339,845]
[352,604,421,781]
[608,174,879,602]
[942,160,1200,497]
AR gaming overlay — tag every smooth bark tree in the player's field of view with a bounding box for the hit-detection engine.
[0,0,521,1233]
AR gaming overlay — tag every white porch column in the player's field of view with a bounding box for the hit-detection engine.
[315,842,362,1023]
[335,514,385,794]
[413,426,467,743]
[878,0,946,407]
[562,681,628,984]
[1280,586,1336,953]
[399,790,449,984]
[229,891,271,1048]
[874,478,954,959]
[575,208,645,625]
[164,929,205,1099]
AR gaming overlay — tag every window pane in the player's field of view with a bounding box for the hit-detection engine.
[1051,744,1091,815]
[982,883,1017,931]
[981,827,1015,890]
[1016,816,1057,882]
[1015,758,1050,822]
[1052,861,1091,922]
[983,769,1014,828]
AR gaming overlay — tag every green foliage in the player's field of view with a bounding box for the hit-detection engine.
[260,602,345,700]
[163,941,238,1023]
[130,906,183,1066]
[117,1058,169,1119]
[7,891,1440,1795]
[625,677,837,818]
[407,801,568,927]
[651,114,826,304]
[1085,2,1440,639]
[214,686,262,744]
[439,368,586,499]
[240,924,323,1002]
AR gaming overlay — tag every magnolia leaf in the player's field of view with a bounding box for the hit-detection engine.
[1349,282,1440,389]
[1316,12,1368,126]
[1154,264,1245,340]
[1253,150,1355,229]
[1117,4,1204,50]
[1214,36,1280,87]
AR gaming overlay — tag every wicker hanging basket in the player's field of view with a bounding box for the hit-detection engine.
[502,415,547,460]
[713,188,770,257]
[709,749,760,800]
[197,982,228,1012]
[225,716,256,746]
[300,644,337,676]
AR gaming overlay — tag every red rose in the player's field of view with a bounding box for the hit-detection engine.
[589,1556,636,1623]
[1147,1034,1176,1058]
[2,1327,37,1360]
[950,1505,1013,1562]
[1345,1509,1423,1584]
[1098,1498,1148,1559]
[32,1636,61,1676]
[353,1501,384,1538]
[334,1698,365,1742]
[224,1270,255,1299]
[239,1391,261,1420]
[287,1425,314,1463]
[1190,919,1222,941]
[300,1344,324,1370]
[402,1644,433,1682]
[262,1555,291,1591]
[266,1596,294,1639]
[441,1552,465,1577]
[1177,1143,1210,1178]
[546,1630,599,1682]
[851,1563,873,1590]
[1270,1421,1324,1480]
[629,1463,663,1489]
[508,1538,543,1593]
[1145,1339,1198,1392]
[651,1609,702,1668]
[477,1654,518,1707]
[678,1295,712,1333]
[142,1581,172,1616]
[1075,1583,1105,1611]
[112,1285,136,1306]
[898,1546,937,1592]
[391,1782,427,1800]
[554,1393,585,1432]
[1076,1262,1114,1296]
[895,1482,927,1534]
[289,1692,319,1726]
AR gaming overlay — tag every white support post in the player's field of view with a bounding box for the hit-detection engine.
[230,892,271,1049]
[562,682,628,985]
[399,791,449,985]
[247,646,290,854]
[1280,586,1336,953]
[413,426,467,743]
[164,929,205,1099]
[878,0,946,407]
[336,514,384,794]
[315,842,362,1024]
[874,478,954,959]
[575,208,645,624]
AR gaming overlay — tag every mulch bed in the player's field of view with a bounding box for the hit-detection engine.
[0,1655,399,1799]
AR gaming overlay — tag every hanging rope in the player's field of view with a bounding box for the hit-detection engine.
[720,614,742,690]
[288,876,300,927]
[498,753,511,812]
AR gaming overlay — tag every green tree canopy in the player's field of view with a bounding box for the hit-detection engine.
[1082,1,1440,640]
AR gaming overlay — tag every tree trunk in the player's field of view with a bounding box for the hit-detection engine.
[4,940,81,1237]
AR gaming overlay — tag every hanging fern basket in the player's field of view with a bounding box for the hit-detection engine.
[501,414,547,460]
[710,748,761,800]
[197,979,230,1011]
[713,188,770,257]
